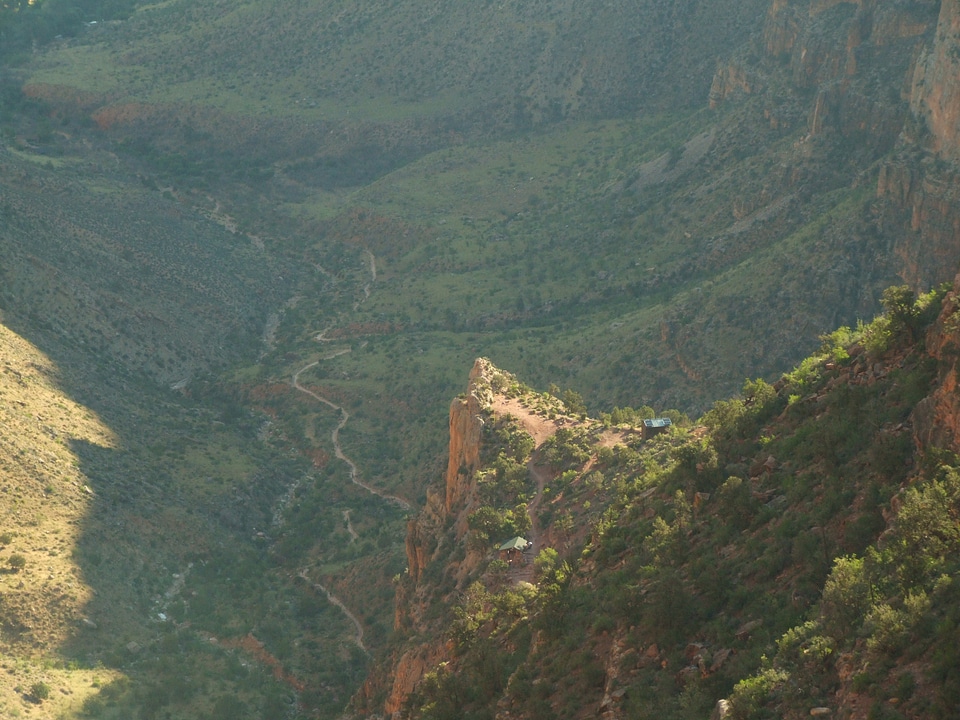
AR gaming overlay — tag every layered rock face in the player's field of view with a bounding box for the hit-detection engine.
[714,0,939,152]
[871,0,960,290]
[878,159,960,288]
[443,358,494,514]
[353,359,499,717]
[716,0,960,295]
[912,0,960,162]
[381,645,450,717]
[913,271,960,455]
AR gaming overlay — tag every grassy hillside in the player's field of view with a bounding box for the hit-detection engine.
[22,0,767,122]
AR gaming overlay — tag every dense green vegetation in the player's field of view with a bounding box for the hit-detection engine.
[1,0,957,717]
[395,285,960,720]
[0,0,138,63]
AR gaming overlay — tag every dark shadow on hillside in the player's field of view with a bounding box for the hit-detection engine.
[0,143,358,714]
[0,303,373,714]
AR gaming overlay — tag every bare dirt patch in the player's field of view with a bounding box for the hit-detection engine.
[488,395,574,447]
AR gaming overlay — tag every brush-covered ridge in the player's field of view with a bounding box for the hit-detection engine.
[361,277,960,720]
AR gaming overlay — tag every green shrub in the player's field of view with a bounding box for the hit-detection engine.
[534,548,558,579]
[211,694,246,720]
[880,285,919,341]
[488,559,509,577]
[561,389,587,416]
[591,613,615,634]
[819,325,856,363]
[821,555,870,640]
[782,355,823,393]
[887,471,960,588]
[894,671,916,701]
[727,668,789,719]
[543,427,592,469]
[716,476,756,530]
[863,603,907,655]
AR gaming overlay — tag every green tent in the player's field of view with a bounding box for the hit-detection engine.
[498,536,529,551]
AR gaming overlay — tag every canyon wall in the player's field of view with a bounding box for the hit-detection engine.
[912,0,960,162]
[355,358,499,717]
[913,270,960,456]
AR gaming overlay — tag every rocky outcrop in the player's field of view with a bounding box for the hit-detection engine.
[403,358,498,585]
[913,271,960,455]
[358,359,502,717]
[911,0,960,162]
[709,63,760,109]
[444,359,495,514]
[383,645,450,717]
[712,0,936,147]
[866,0,960,292]
[877,159,960,289]
[796,1,934,141]
[404,489,444,584]
[721,0,960,297]
[402,357,503,589]
[764,0,802,59]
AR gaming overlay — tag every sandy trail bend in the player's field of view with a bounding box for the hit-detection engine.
[355,251,377,308]
[298,568,367,654]
[343,509,359,543]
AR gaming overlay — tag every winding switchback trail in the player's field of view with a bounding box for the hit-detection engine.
[284,251,408,654]
[292,357,411,511]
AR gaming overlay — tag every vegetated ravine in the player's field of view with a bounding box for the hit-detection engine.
[288,254,410,655]
[3,0,960,718]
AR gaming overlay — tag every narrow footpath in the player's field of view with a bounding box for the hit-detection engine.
[298,568,368,655]
[292,358,411,510]
[283,251,410,654]
[507,453,549,585]
[343,509,359,543]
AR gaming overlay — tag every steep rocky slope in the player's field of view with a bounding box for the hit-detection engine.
[357,276,960,719]
[911,0,960,161]
[0,319,124,717]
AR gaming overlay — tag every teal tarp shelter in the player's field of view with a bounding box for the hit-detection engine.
[498,536,530,566]
[642,417,673,440]
[499,536,529,551]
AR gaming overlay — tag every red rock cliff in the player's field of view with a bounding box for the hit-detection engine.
[444,358,495,514]
[402,358,496,585]
[911,0,960,162]
[354,359,504,718]
[913,271,960,455]
[877,0,960,288]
